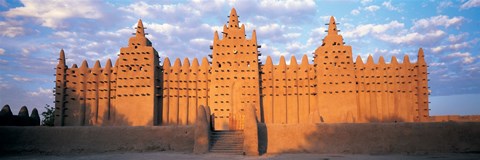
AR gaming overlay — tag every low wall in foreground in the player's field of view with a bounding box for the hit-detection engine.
[0,126,194,154]
[1,123,479,155]
[259,122,480,154]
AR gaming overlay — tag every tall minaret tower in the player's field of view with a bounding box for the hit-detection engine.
[313,16,358,123]
[416,48,429,122]
[115,20,161,126]
[209,8,261,130]
[54,49,67,126]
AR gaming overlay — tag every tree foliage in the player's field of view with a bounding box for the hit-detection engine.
[41,104,55,126]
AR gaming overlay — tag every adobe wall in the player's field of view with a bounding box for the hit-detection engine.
[0,126,194,154]
[430,115,480,122]
[258,122,480,154]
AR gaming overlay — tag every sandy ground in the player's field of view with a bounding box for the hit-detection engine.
[2,152,480,160]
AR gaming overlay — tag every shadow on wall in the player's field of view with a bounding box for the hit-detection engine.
[59,95,151,126]
[259,122,480,154]
[365,115,406,123]
[0,105,40,126]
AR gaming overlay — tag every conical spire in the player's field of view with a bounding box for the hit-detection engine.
[378,56,386,64]
[92,60,101,75]
[266,56,273,66]
[182,58,191,68]
[366,54,374,65]
[279,56,286,67]
[173,58,182,68]
[252,29,257,42]
[163,57,171,68]
[105,59,112,68]
[80,60,89,69]
[213,31,219,43]
[391,56,399,64]
[355,55,364,64]
[403,55,411,64]
[418,48,426,64]
[93,60,101,69]
[290,56,298,66]
[327,16,339,36]
[136,19,145,37]
[192,58,199,68]
[201,57,209,68]
[228,8,239,28]
[322,16,344,46]
[301,54,309,66]
[58,49,66,67]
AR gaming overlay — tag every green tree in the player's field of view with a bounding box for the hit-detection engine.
[41,104,55,126]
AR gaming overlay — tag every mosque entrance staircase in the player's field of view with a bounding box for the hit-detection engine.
[209,130,244,154]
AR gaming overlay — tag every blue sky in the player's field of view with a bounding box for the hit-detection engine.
[0,0,479,116]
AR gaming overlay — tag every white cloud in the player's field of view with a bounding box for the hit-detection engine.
[285,42,306,54]
[4,0,103,29]
[343,21,404,39]
[7,74,31,82]
[343,14,468,46]
[430,41,470,53]
[0,21,25,37]
[234,0,316,24]
[52,31,78,38]
[0,48,4,55]
[412,15,464,31]
[437,1,453,12]
[361,0,373,5]
[119,1,200,21]
[257,0,316,15]
[29,87,52,97]
[382,1,401,12]
[190,38,212,47]
[460,0,480,9]
[283,33,301,39]
[448,33,468,43]
[430,62,445,67]
[447,52,476,64]
[377,30,446,45]
[351,9,360,15]
[364,5,380,12]
[374,48,402,55]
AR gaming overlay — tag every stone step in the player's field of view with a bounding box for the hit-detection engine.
[210,141,243,144]
[210,149,243,152]
[210,144,244,148]
[209,150,243,155]
[211,138,243,141]
[210,148,244,151]
[210,147,243,150]
[211,132,243,134]
[210,137,243,141]
[211,134,244,137]
[211,135,243,138]
[209,131,244,154]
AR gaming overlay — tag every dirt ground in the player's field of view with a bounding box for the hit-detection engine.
[2,152,480,160]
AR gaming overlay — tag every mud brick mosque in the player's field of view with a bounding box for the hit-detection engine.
[54,8,433,130]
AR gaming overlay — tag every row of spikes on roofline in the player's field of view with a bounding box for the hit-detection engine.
[355,48,426,65]
[57,49,117,74]
[57,47,426,71]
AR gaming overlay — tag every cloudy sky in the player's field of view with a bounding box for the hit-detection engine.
[0,0,479,116]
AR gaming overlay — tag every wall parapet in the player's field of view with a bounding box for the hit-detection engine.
[0,126,194,154]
